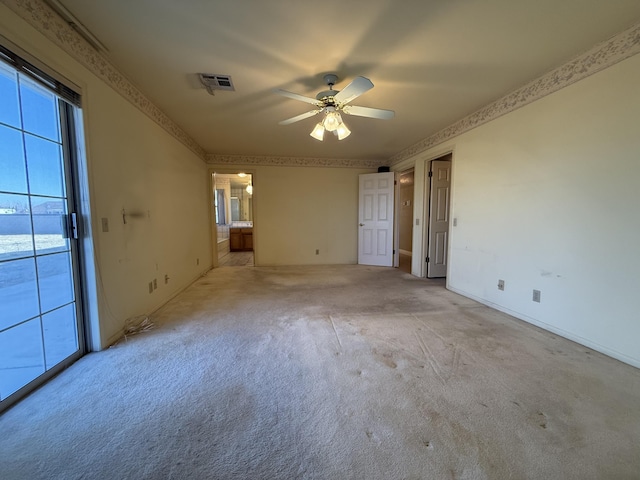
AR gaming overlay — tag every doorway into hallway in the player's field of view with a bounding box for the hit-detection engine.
[397,169,414,273]
[211,171,254,267]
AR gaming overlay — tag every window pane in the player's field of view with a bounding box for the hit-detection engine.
[0,257,39,331]
[0,318,45,400]
[0,193,34,261]
[43,304,77,369]
[0,125,27,194]
[19,76,60,142]
[24,134,65,197]
[0,62,21,129]
[32,196,69,254]
[37,252,74,313]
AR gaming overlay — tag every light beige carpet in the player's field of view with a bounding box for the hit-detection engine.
[1,265,639,479]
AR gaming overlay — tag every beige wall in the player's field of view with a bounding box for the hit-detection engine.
[399,53,640,367]
[1,5,212,349]
[209,165,375,265]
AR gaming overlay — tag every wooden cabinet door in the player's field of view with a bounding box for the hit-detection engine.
[230,230,242,251]
[243,232,253,250]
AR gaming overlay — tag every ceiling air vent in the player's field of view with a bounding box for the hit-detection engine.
[199,73,235,95]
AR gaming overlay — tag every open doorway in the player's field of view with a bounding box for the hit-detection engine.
[397,169,415,273]
[211,172,254,267]
[424,153,452,278]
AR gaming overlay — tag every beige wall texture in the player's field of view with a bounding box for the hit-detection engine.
[0,5,212,349]
[402,54,640,367]
[208,165,375,266]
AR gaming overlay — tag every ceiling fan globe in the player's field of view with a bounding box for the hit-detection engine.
[324,107,342,132]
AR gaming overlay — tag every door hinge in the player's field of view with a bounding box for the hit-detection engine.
[428,171,433,177]
[393,249,396,254]
[426,256,429,263]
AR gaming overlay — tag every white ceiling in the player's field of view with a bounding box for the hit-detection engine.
[56,0,640,162]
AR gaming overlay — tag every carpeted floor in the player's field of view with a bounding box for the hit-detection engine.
[1,265,639,479]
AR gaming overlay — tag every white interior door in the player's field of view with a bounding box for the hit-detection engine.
[358,172,395,266]
[427,160,451,277]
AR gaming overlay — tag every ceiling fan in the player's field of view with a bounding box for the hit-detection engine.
[274,74,394,141]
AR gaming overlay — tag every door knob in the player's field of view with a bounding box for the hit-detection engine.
[359,223,364,226]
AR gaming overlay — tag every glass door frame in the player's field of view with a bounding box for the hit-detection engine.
[0,45,87,413]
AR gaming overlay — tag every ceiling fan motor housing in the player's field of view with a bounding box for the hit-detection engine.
[317,74,340,104]
[316,90,337,103]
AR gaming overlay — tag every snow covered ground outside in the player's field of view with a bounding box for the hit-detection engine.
[0,234,67,256]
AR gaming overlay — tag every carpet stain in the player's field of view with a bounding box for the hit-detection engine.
[538,411,547,429]
[365,429,381,444]
[372,348,398,369]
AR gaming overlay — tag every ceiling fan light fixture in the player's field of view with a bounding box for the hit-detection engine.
[310,123,325,141]
[276,75,394,141]
[336,122,351,140]
[323,107,342,132]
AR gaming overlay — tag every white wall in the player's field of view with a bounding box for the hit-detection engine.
[208,165,375,265]
[406,54,640,366]
[1,5,212,349]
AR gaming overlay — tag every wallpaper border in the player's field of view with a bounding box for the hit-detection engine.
[3,0,207,160]
[389,21,640,165]
[207,154,383,169]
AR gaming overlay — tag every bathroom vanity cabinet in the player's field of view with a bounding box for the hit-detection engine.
[230,228,253,251]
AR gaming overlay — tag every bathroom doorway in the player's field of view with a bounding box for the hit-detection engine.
[397,169,414,273]
[211,171,254,267]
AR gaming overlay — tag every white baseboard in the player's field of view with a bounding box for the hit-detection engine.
[102,267,213,350]
[447,285,640,369]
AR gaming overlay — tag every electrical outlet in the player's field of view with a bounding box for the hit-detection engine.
[164,274,170,284]
[453,218,457,227]
[153,278,157,290]
[498,279,505,291]
[533,289,541,303]
[315,249,319,255]
[148,282,153,294]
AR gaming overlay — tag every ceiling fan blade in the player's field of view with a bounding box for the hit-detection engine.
[342,105,395,120]
[333,76,374,105]
[273,88,321,106]
[278,109,322,125]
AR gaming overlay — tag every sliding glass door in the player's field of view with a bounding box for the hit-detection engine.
[0,49,84,410]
